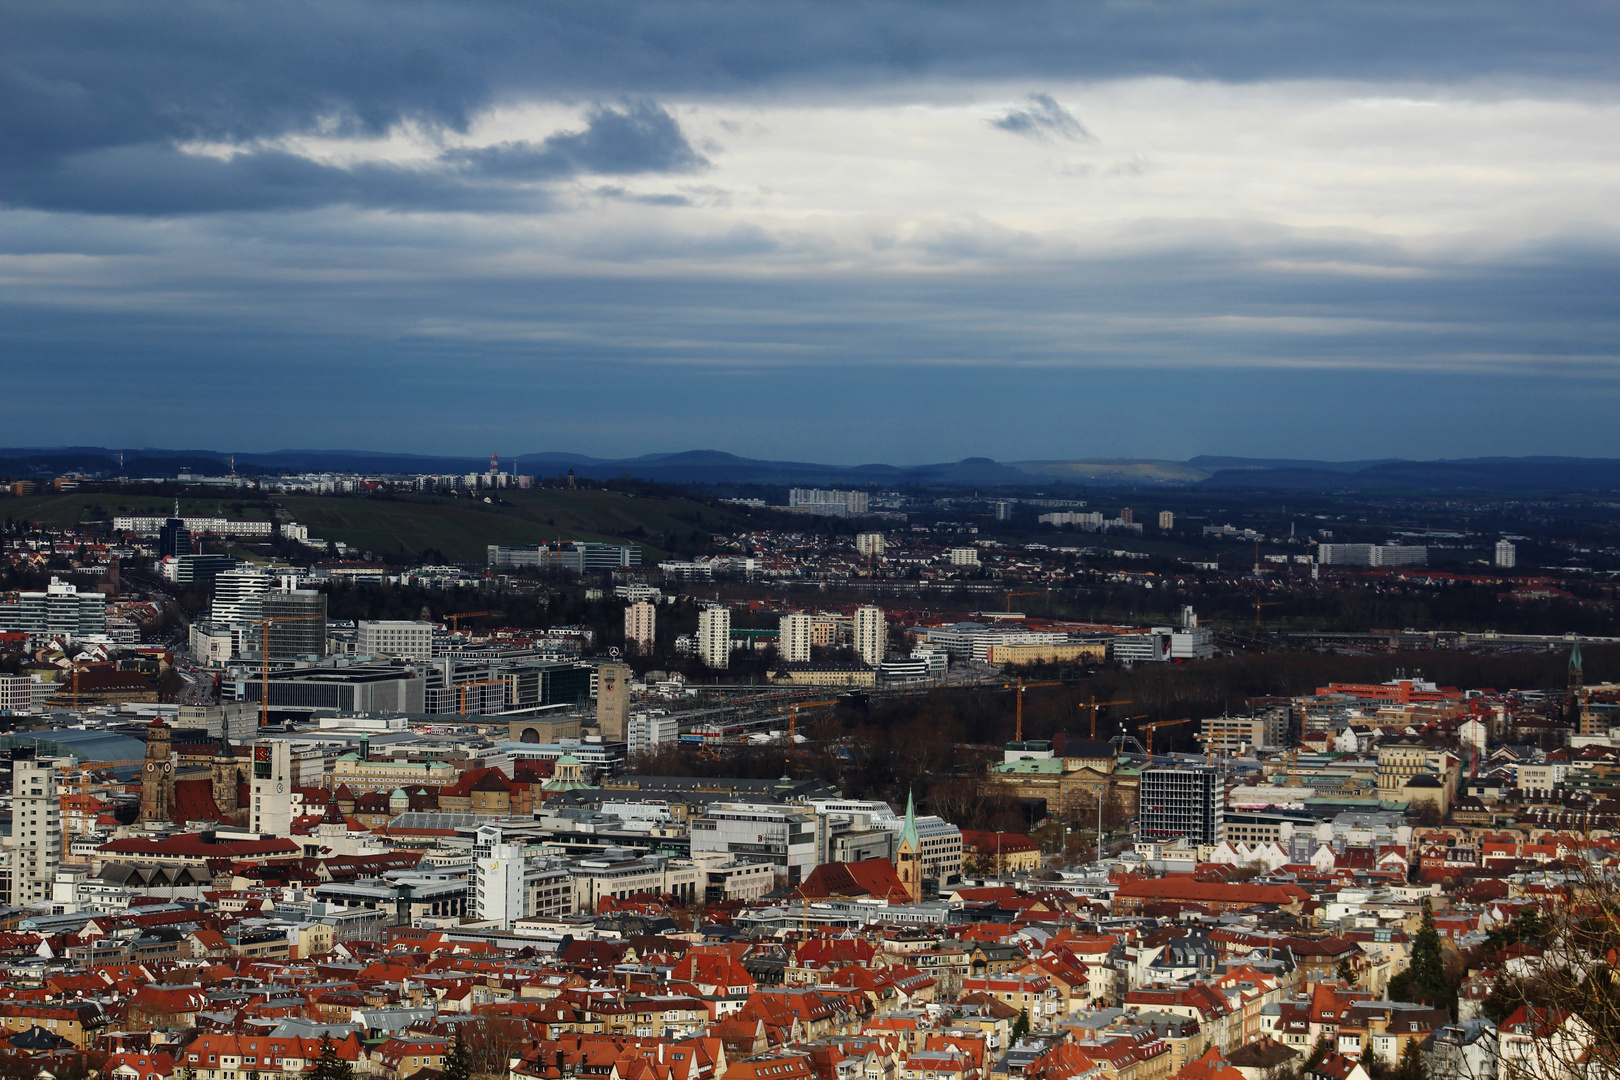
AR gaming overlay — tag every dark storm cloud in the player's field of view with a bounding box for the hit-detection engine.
[992,94,1091,141]
[0,100,701,216]
[444,102,707,179]
[1,2,1615,216]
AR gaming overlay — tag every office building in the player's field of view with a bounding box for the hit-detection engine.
[237,664,425,715]
[624,601,657,654]
[1318,544,1428,567]
[698,607,731,669]
[690,802,822,885]
[487,542,641,571]
[1158,511,1175,530]
[1112,630,1172,664]
[158,516,191,558]
[473,825,526,929]
[210,567,273,626]
[1495,540,1517,568]
[788,488,869,517]
[1169,626,1215,660]
[116,514,274,538]
[853,605,885,667]
[949,547,980,566]
[0,675,44,713]
[855,532,886,558]
[628,712,679,757]
[10,751,60,907]
[779,612,812,663]
[0,577,107,638]
[357,620,433,661]
[1139,764,1223,845]
[260,590,327,660]
[159,553,238,584]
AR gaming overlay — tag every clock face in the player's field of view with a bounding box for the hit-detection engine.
[145,763,155,773]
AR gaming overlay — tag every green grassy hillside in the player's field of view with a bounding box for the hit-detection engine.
[5,488,752,563]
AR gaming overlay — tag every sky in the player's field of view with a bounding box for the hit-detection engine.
[3,1,1619,465]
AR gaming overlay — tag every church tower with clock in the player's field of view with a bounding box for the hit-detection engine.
[140,720,174,826]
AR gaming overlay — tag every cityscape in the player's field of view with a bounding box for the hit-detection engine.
[3,5,1618,1080]
[0,448,1613,1080]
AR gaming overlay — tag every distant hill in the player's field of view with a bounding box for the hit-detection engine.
[7,446,1620,493]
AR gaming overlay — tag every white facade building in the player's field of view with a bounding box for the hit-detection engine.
[211,567,273,627]
[357,620,433,661]
[11,755,60,907]
[250,740,295,837]
[1495,540,1517,569]
[474,825,526,929]
[855,532,886,558]
[689,802,821,885]
[697,607,731,669]
[854,605,886,667]
[948,547,981,567]
[1169,627,1215,660]
[628,713,680,757]
[779,612,812,663]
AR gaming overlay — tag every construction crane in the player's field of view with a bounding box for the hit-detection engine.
[1004,589,1052,615]
[445,611,498,632]
[1002,678,1064,742]
[1082,696,1133,740]
[1134,716,1192,756]
[65,659,103,710]
[1252,601,1282,628]
[252,615,326,728]
[456,677,508,715]
[784,699,840,769]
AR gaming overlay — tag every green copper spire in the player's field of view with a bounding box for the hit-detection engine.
[1571,641,1584,672]
[900,788,920,850]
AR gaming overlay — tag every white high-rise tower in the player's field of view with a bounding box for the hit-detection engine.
[854,606,885,667]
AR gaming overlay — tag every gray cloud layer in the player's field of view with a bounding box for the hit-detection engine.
[3,2,1617,216]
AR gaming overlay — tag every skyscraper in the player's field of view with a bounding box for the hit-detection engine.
[624,601,657,654]
[158,515,191,558]
[698,606,731,669]
[10,750,60,907]
[854,605,885,667]
[260,590,327,660]
[1495,539,1517,568]
[1139,763,1223,845]
[779,612,812,663]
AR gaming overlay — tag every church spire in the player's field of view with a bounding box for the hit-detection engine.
[900,788,920,851]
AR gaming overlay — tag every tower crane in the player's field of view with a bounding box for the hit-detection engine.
[1252,601,1282,628]
[1082,696,1133,740]
[783,699,840,772]
[445,611,498,632]
[251,615,326,728]
[1002,677,1064,742]
[1134,716,1192,756]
